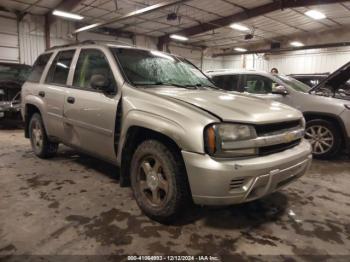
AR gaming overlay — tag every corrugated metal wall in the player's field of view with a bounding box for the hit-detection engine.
[19,14,45,65]
[221,47,350,74]
[0,13,20,63]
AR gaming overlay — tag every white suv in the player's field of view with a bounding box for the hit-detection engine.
[207,66,350,159]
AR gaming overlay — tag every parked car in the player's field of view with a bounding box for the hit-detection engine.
[289,73,329,87]
[207,65,350,159]
[22,42,312,222]
[0,63,31,121]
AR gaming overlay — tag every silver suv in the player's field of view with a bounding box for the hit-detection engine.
[22,42,312,222]
[208,67,350,159]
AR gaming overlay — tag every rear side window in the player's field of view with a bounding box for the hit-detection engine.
[73,49,116,91]
[212,75,240,91]
[46,50,75,85]
[27,53,52,82]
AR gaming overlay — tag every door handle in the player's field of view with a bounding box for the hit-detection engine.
[67,97,75,104]
[38,91,45,97]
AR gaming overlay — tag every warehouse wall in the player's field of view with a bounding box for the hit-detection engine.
[0,12,20,63]
[220,46,350,74]
[2,12,222,71]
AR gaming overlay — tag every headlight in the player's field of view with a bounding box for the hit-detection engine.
[204,123,257,157]
[345,104,350,110]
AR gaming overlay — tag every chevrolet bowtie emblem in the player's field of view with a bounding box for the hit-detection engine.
[285,133,295,142]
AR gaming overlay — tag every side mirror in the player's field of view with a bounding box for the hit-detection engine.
[272,85,288,96]
[90,74,114,93]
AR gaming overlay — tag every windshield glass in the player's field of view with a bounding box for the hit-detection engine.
[274,74,311,93]
[111,48,216,88]
[0,64,31,83]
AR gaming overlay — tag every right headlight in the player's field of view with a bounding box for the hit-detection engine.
[204,123,257,158]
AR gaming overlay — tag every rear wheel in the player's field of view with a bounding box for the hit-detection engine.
[130,140,191,223]
[29,113,58,158]
[305,119,341,159]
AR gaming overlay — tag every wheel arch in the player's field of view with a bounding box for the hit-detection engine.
[118,125,184,187]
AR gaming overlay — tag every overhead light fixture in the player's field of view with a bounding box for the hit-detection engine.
[75,23,101,33]
[230,23,250,31]
[305,10,326,20]
[290,41,304,47]
[234,47,247,52]
[170,34,189,41]
[52,10,84,20]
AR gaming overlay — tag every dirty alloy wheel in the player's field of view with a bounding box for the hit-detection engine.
[29,113,58,158]
[130,140,191,223]
[305,119,341,159]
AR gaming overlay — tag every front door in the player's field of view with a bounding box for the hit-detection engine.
[63,48,120,162]
[242,74,293,106]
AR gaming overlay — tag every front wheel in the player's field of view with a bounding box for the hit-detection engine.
[305,119,342,159]
[130,140,191,223]
[29,113,58,158]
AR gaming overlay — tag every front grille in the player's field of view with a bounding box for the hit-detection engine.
[255,120,301,136]
[259,139,301,156]
[229,178,245,190]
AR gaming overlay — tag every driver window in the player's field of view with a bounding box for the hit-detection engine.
[244,75,276,94]
[73,49,116,91]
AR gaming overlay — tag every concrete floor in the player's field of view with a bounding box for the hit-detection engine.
[1,128,350,259]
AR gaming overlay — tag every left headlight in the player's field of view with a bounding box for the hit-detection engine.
[204,123,257,158]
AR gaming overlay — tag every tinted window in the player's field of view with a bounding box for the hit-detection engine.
[27,53,52,82]
[46,50,75,85]
[73,49,116,91]
[243,75,276,94]
[212,75,240,91]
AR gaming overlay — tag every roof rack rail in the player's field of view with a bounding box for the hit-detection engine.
[46,40,96,51]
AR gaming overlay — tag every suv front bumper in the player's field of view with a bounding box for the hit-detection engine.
[182,139,312,205]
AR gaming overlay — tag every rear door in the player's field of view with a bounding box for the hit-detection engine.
[63,47,120,162]
[43,49,76,140]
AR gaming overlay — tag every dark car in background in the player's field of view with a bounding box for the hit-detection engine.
[289,73,329,87]
[0,63,31,122]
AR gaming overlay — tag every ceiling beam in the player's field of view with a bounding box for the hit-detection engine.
[158,0,350,48]
[213,41,350,57]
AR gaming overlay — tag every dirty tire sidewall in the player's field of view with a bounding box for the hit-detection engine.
[29,113,58,158]
[305,119,342,159]
[130,140,190,223]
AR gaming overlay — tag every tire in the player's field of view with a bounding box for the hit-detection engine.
[305,119,342,159]
[29,113,58,158]
[130,140,191,223]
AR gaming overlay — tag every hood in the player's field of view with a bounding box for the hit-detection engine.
[143,87,302,124]
[311,61,350,92]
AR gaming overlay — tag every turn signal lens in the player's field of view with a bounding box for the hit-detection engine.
[205,126,216,154]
